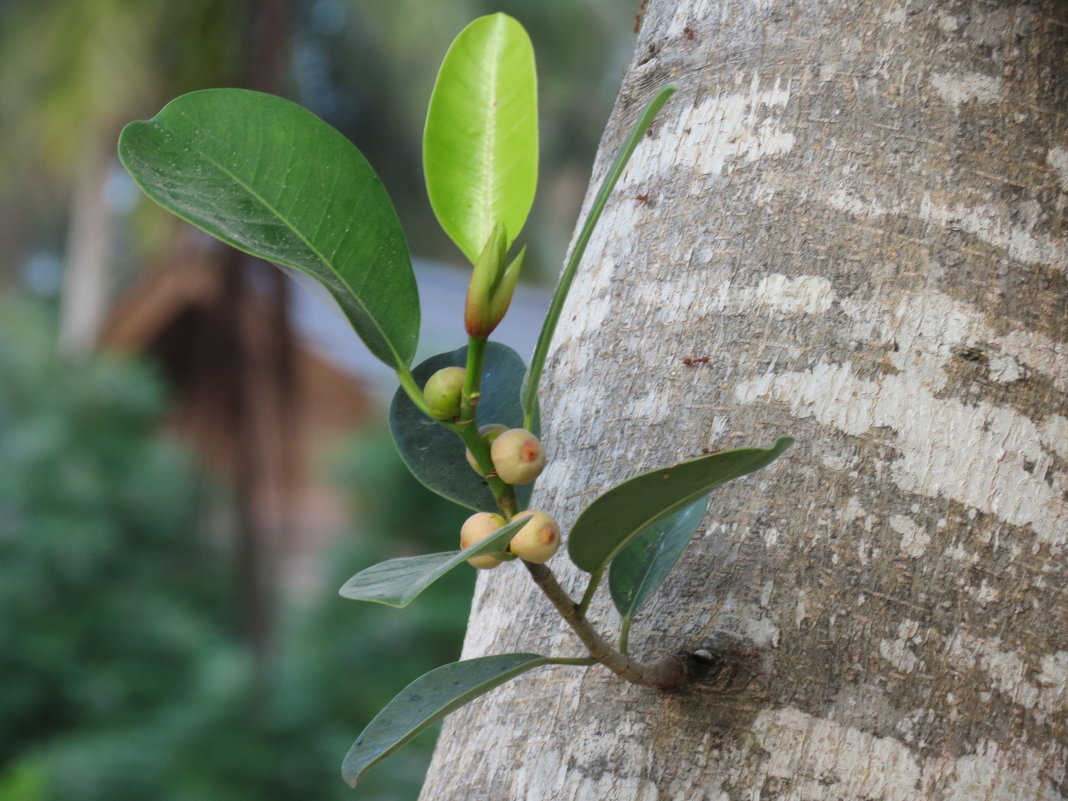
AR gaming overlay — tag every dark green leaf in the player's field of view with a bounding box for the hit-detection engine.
[339,516,527,607]
[568,437,793,573]
[342,653,549,788]
[118,89,419,368]
[389,342,535,511]
[424,14,538,262]
[609,497,708,620]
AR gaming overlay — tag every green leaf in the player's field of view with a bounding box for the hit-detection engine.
[390,342,535,511]
[609,497,708,620]
[339,516,527,608]
[568,437,794,573]
[118,89,419,369]
[521,86,676,429]
[424,13,538,262]
[342,653,550,788]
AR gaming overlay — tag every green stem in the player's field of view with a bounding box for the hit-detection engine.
[523,561,691,690]
[460,335,488,424]
[396,365,433,418]
[451,421,518,519]
[520,86,676,430]
[448,335,518,519]
[576,566,604,617]
[618,617,631,656]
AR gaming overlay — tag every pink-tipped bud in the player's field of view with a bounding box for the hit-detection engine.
[490,428,545,485]
[508,510,560,564]
[465,423,508,476]
[460,512,508,569]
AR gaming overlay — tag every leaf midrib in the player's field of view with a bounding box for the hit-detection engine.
[150,119,405,368]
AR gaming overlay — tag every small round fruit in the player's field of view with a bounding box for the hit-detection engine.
[460,511,507,569]
[490,428,546,485]
[423,367,466,419]
[508,510,560,564]
[465,423,508,476]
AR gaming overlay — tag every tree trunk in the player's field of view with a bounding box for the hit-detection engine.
[57,137,113,357]
[420,0,1067,798]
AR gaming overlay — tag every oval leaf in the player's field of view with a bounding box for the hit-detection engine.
[389,342,536,512]
[424,13,538,262]
[339,516,528,608]
[608,496,708,620]
[568,437,794,573]
[118,89,419,368]
[342,653,549,788]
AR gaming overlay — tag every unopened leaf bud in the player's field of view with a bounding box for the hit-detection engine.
[465,225,522,337]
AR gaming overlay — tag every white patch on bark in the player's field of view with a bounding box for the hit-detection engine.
[732,281,1068,547]
[751,707,928,799]
[918,195,1067,272]
[1048,147,1068,192]
[739,273,837,315]
[825,189,1066,272]
[943,739,1064,801]
[930,71,1003,108]
[889,514,930,557]
[749,708,1065,800]
[945,631,1068,721]
[879,635,921,673]
[734,361,1067,547]
[627,72,794,185]
[1041,415,1068,460]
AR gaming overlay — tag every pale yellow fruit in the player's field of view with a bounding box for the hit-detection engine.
[459,512,507,569]
[465,423,508,476]
[508,510,560,564]
[490,428,545,485]
[422,366,466,419]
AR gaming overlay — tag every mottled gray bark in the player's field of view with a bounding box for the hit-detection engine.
[420,1,1067,798]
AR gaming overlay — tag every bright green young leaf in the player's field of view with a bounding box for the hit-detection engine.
[424,13,537,262]
[609,497,708,620]
[339,516,528,608]
[342,653,550,788]
[568,437,794,573]
[390,342,536,511]
[118,89,420,369]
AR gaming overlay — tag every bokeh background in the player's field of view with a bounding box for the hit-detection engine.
[0,2,635,799]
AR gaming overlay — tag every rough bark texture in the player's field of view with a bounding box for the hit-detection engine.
[420,1,1067,798]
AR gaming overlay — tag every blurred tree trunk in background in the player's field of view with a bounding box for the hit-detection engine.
[420,0,1067,798]
[57,138,113,355]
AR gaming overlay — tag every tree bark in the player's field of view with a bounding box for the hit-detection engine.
[420,0,1067,798]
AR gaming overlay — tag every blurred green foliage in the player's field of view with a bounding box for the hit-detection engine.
[0,297,474,800]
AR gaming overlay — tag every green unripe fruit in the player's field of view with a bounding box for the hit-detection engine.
[490,428,546,485]
[423,367,466,419]
[460,512,507,569]
[465,423,508,476]
[508,510,560,564]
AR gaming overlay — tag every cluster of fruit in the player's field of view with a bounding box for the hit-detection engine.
[423,366,561,567]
